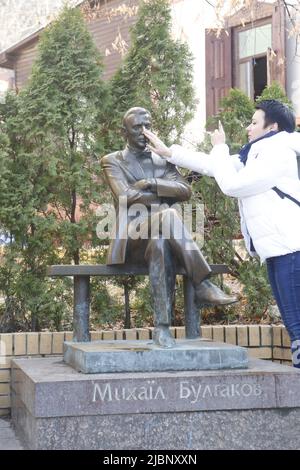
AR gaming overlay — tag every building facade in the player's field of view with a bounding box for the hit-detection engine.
[0,0,299,142]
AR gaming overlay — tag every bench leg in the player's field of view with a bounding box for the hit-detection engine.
[73,276,90,342]
[183,277,201,339]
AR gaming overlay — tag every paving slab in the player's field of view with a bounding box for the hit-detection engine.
[0,418,24,450]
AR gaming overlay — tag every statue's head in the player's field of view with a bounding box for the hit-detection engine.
[122,107,152,151]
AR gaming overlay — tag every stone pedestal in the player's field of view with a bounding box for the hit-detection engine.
[11,356,300,450]
[63,339,249,373]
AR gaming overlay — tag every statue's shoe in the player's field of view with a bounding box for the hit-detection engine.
[194,280,237,307]
[153,326,176,348]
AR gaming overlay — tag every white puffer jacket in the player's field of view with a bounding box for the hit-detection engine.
[169,132,300,262]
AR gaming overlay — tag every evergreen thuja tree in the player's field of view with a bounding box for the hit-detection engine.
[15,6,110,265]
[98,0,197,326]
[0,6,110,331]
[256,81,293,107]
[196,89,255,271]
[108,0,196,148]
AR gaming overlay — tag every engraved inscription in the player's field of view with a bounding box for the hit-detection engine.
[179,381,262,404]
[92,380,263,404]
[92,381,166,402]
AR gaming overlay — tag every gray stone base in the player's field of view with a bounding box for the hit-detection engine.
[11,356,300,450]
[63,339,249,373]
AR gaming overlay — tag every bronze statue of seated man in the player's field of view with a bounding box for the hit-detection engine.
[101,107,236,348]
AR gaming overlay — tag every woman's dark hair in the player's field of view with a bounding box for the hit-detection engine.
[255,99,296,133]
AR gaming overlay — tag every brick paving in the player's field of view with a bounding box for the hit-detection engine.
[0,418,24,450]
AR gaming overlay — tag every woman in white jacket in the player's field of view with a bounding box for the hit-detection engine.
[144,100,300,368]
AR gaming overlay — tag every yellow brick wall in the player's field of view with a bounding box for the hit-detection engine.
[0,325,292,416]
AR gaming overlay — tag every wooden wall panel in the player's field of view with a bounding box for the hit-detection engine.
[14,41,38,89]
[12,0,139,88]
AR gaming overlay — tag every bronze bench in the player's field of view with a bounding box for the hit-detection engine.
[46,264,229,342]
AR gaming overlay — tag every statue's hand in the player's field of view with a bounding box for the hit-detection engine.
[133,179,152,190]
[143,128,172,158]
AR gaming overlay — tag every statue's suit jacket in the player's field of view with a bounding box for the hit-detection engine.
[101,148,191,264]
